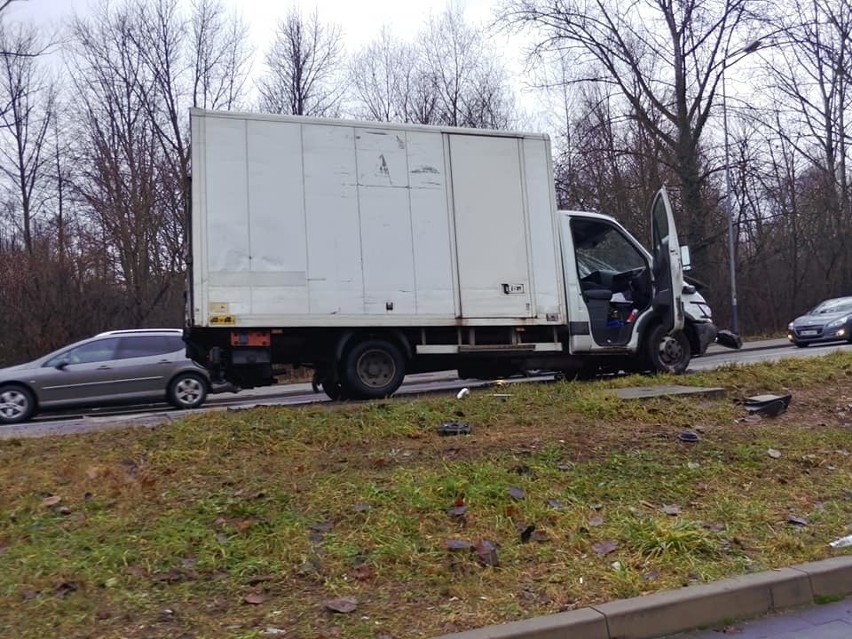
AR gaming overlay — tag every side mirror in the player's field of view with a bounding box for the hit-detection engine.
[680,245,692,271]
[54,360,69,370]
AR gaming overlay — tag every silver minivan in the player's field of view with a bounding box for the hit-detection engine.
[0,329,215,424]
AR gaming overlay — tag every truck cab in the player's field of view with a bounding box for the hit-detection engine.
[558,189,716,375]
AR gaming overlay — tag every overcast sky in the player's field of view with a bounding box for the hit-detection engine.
[10,0,547,129]
[13,0,502,54]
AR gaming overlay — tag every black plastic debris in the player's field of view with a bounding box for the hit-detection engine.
[437,422,472,436]
[715,330,743,350]
[744,394,792,418]
[678,431,701,444]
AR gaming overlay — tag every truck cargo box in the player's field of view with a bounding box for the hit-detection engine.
[189,109,566,329]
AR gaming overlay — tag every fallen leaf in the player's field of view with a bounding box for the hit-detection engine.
[445,539,472,551]
[768,448,782,459]
[325,597,358,613]
[234,519,255,533]
[54,581,78,597]
[473,539,500,566]
[352,503,371,513]
[352,564,375,581]
[507,486,525,500]
[244,592,267,605]
[447,505,468,517]
[504,505,520,520]
[454,495,465,507]
[530,530,549,543]
[787,515,809,527]
[42,495,62,507]
[592,540,618,556]
[588,515,604,527]
[661,504,681,516]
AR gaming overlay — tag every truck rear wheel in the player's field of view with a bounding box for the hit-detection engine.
[341,338,405,399]
[646,324,691,374]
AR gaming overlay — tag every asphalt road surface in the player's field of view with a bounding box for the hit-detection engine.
[2,337,849,440]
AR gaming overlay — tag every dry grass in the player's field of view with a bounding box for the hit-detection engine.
[1,352,852,639]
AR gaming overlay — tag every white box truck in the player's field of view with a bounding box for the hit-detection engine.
[184,108,719,399]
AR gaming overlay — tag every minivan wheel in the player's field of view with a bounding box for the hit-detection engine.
[0,384,36,424]
[646,324,691,374]
[168,373,208,410]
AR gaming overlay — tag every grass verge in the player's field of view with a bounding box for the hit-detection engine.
[1,352,852,638]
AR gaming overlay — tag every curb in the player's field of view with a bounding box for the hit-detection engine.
[430,556,852,639]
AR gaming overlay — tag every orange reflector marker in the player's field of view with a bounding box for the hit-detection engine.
[230,331,271,347]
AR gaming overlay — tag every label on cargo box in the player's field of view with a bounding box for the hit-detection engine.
[210,314,236,326]
[502,283,526,295]
[209,302,230,313]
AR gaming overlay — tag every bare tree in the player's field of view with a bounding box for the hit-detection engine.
[190,0,252,111]
[348,27,415,122]
[258,8,344,116]
[68,1,177,327]
[758,0,852,294]
[0,22,55,254]
[419,5,516,128]
[502,0,760,282]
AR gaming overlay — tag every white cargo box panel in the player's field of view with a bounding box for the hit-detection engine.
[189,109,566,328]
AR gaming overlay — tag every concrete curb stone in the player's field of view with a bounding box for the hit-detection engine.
[430,556,852,639]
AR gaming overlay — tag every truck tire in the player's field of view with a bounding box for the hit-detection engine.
[168,372,208,410]
[340,338,405,400]
[0,384,36,424]
[646,323,691,374]
[321,380,345,401]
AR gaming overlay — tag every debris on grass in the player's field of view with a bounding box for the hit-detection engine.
[243,592,267,606]
[519,524,536,543]
[744,393,792,418]
[678,431,700,443]
[437,422,471,436]
[592,540,618,556]
[473,540,500,567]
[828,534,852,548]
[325,597,358,614]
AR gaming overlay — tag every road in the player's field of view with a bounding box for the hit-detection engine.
[2,338,850,440]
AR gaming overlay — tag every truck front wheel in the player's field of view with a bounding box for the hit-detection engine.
[646,324,691,374]
[341,338,406,400]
